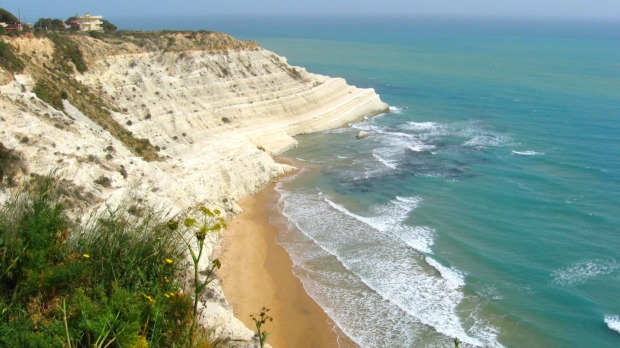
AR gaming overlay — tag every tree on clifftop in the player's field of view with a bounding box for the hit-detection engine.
[102,19,117,33]
[0,8,18,23]
[34,18,66,31]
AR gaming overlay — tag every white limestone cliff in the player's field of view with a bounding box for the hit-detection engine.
[0,32,388,343]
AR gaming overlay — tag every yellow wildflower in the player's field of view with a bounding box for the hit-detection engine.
[165,259,173,264]
[82,254,90,259]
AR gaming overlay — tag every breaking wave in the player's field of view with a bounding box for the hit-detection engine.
[551,259,620,287]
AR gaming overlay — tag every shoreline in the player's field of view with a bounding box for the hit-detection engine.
[216,175,358,348]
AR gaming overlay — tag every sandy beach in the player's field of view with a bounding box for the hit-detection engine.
[216,179,356,348]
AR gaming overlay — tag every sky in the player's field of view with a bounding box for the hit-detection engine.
[2,0,620,24]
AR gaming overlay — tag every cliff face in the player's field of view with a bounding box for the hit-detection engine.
[0,31,388,340]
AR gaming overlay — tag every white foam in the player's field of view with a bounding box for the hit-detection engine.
[476,284,504,301]
[402,120,511,151]
[351,123,383,132]
[426,257,466,288]
[389,106,404,113]
[382,130,414,139]
[395,195,422,205]
[463,134,508,147]
[405,121,440,131]
[275,189,503,347]
[409,144,436,152]
[511,150,544,156]
[605,315,620,334]
[551,258,620,287]
[372,152,398,169]
[324,195,435,254]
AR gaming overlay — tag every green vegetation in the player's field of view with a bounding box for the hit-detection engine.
[0,40,24,73]
[22,31,160,161]
[34,18,67,31]
[250,307,273,348]
[33,80,64,110]
[47,33,88,73]
[101,19,117,33]
[0,175,234,347]
[167,207,225,345]
[0,8,18,23]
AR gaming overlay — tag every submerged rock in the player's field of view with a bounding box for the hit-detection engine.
[356,130,370,140]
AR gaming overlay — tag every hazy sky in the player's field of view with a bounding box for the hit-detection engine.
[3,0,620,23]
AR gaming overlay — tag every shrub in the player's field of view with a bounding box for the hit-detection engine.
[33,80,64,111]
[0,40,25,73]
[93,175,112,188]
[88,30,103,39]
[47,33,88,73]
[0,175,195,347]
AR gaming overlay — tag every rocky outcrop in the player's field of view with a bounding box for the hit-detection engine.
[0,31,388,342]
[356,130,370,140]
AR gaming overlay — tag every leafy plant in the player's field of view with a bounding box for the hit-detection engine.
[167,206,225,344]
[250,306,273,348]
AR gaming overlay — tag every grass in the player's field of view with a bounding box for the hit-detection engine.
[0,175,201,347]
[6,30,161,161]
[0,39,24,73]
[47,33,88,74]
[28,56,161,161]
[33,80,64,110]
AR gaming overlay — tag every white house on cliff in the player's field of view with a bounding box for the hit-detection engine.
[77,13,103,31]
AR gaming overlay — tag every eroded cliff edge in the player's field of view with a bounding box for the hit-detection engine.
[0,31,388,340]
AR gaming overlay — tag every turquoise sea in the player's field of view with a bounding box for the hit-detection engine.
[123,16,620,347]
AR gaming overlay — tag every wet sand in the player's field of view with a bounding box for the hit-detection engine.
[216,181,354,348]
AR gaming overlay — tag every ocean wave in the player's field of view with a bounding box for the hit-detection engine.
[372,151,398,169]
[463,134,509,148]
[381,130,414,139]
[605,315,620,334]
[404,121,440,131]
[294,157,324,164]
[402,120,511,150]
[551,258,620,287]
[408,144,436,152]
[351,123,383,132]
[277,190,500,346]
[476,284,504,301]
[426,257,466,288]
[395,195,422,205]
[389,106,405,113]
[324,195,434,254]
[511,150,544,156]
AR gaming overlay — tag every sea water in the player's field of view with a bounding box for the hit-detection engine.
[121,16,620,347]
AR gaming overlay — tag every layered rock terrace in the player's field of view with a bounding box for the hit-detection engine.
[0,31,388,341]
